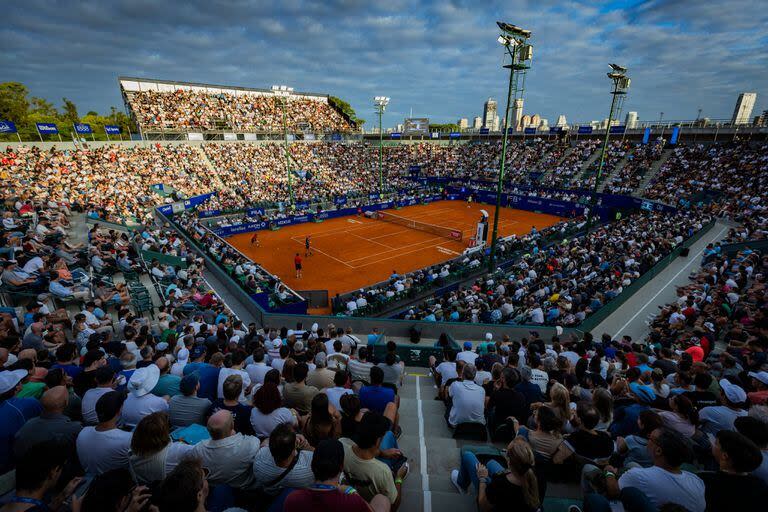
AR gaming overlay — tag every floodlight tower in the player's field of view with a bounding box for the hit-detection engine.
[587,64,630,232]
[488,22,533,272]
[272,85,295,204]
[373,96,390,193]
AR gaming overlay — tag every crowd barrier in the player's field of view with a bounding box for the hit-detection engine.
[139,249,188,269]
[719,238,768,257]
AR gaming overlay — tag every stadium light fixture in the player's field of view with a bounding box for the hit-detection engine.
[586,64,630,233]
[373,96,391,193]
[273,84,295,203]
[488,21,533,272]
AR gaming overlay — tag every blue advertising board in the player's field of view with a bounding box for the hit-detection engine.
[104,125,121,134]
[36,123,58,134]
[506,127,515,134]
[524,127,536,134]
[390,132,401,139]
[642,127,651,144]
[670,126,680,145]
[479,128,490,135]
[609,125,626,134]
[0,120,18,133]
[578,126,593,134]
[549,127,563,134]
[449,132,461,139]
[74,123,92,134]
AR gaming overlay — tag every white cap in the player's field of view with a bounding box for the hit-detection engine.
[485,333,493,341]
[748,371,768,386]
[0,369,28,394]
[555,326,563,336]
[719,378,747,404]
[311,323,318,333]
[177,348,190,362]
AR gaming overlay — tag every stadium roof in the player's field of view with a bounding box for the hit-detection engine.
[118,76,328,99]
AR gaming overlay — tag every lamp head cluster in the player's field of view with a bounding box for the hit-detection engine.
[373,96,390,110]
[606,64,631,91]
[496,21,533,63]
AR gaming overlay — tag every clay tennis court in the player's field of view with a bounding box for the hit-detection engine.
[226,200,563,313]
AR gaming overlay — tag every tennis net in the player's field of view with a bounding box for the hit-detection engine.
[375,211,463,241]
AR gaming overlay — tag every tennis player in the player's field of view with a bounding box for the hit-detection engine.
[305,235,313,256]
[251,232,260,247]
[467,193,473,208]
[294,253,303,278]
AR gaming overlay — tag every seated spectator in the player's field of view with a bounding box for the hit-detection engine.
[250,382,297,438]
[348,346,374,386]
[658,394,699,437]
[450,437,540,512]
[152,356,182,398]
[252,422,315,496]
[487,368,528,431]
[377,353,404,389]
[217,349,251,402]
[190,410,260,490]
[284,439,390,512]
[211,374,254,435]
[76,468,152,512]
[153,457,209,512]
[13,386,82,459]
[615,410,664,468]
[122,365,169,428]
[735,416,768,484]
[700,379,748,436]
[245,347,271,387]
[283,362,319,416]
[340,412,408,507]
[2,441,82,512]
[447,364,485,428]
[517,406,564,462]
[0,369,42,473]
[552,401,613,466]
[324,370,354,411]
[306,353,335,389]
[699,430,768,511]
[168,373,212,428]
[582,427,705,512]
[76,391,131,475]
[81,366,116,425]
[359,367,396,417]
[304,392,341,447]
[128,411,194,484]
[182,348,223,401]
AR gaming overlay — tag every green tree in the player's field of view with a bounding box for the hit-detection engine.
[0,82,30,126]
[328,96,363,128]
[62,97,79,124]
[30,97,58,116]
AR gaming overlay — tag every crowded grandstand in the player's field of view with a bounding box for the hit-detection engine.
[0,40,767,512]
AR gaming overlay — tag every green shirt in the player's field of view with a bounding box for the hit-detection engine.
[152,374,181,397]
[18,382,46,400]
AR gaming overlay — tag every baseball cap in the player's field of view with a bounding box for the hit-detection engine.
[629,382,656,404]
[748,371,768,386]
[191,344,206,360]
[463,341,473,350]
[177,348,190,362]
[719,378,747,404]
[273,339,283,349]
[180,373,199,395]
[95,391,126,423]
[0,369,28,394]
[156,342,169,351]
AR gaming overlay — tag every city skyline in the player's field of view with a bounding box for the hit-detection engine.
[2,0,766,128]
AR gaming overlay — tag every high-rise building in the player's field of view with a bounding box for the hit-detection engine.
[458,118,469,129]
[555,115,567,127]
[482,98,498,129]
[754,110,768,127]
[473,116,483,129]
[512,99,524,130]
[491,115,500,131]
[625,111,638,129]
[731,92,757,125]
[539,118,549,129]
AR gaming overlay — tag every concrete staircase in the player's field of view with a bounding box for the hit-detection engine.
[573,148,602,185]
[196,147,227,191]
[632,148,673,197]
[597,152,632,193]
[537,145,575,183]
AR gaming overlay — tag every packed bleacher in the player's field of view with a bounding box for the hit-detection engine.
[540,139,601,188]
[402,209,714,326]
[602,141,665,195]
[125,89,356,132]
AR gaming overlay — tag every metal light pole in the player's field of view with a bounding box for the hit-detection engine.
[488,22,533,272]
[272,85,295,204]
[373,96,390,194]
[586,64,630,233]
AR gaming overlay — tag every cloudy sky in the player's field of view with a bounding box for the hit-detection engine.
[2,0,766,128]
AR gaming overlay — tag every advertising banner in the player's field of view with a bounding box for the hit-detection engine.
[104,125,121,134]
[74,123,92,134]
[36,123,58,134]
[0,121,18,133]
[578,126,593,134]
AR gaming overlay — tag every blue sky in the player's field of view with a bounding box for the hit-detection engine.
[2,0,766,128]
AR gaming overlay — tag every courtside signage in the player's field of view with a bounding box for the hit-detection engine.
[36,122,58,134]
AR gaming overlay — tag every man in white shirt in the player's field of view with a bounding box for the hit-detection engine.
[22,256,45,275]
[81,366,116,425]
[323,370,354,410]
[121,365,169,428]
[217,351,252,402]
[76,391,132,475]
[456,342,479,365]
[448,365,486,427]
[245,348,271,386]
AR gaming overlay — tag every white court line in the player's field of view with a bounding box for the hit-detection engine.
[344,236,449,263]
[289,239,356,269]
[415,376,432,512]
[350,232,395,249]
[613,225,728,337]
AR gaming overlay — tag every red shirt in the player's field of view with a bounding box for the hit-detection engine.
[284,488,370,512]
[294,255,302,265]
[685,346,704,362]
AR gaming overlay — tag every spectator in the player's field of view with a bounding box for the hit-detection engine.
[250,382,298,438]
[211,374,254,435]
[76,391,131,475]
[81,366,116,425]
[0,369,41,473]
[121,365,169,428]
[128,411,194,484]
[251,422,315,496]
[447,364,486,428]
[700,379,749,436]
[13,386,82,459]
[283,363,318,416]
[153,457,209,512]
[735,416,768,484]
[359,367,396,417]
[168,373,212,428]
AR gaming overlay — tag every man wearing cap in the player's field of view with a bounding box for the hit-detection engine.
[76,391,132,475]
[121,365,169,428]
[0,369,42,473]
[183,346,222,401]
[699,378,748,436]
[169,373,213,428]
[456,342,479,366]
[171,347,189,377]
[747,371,768,405]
